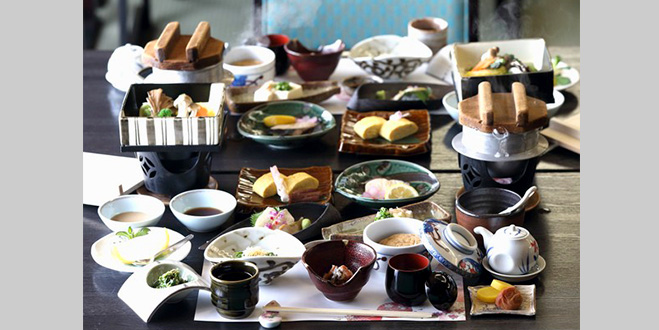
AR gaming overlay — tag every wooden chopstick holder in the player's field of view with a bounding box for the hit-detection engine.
[155,21,180,62]
[186,21,211,62]
[512,82,529,127]
[478,81,494,126]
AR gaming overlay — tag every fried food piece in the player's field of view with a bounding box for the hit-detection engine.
[322,265,354,285]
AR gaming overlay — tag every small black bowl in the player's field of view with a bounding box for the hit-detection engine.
[425,271,458,311]
[221,203,342,242]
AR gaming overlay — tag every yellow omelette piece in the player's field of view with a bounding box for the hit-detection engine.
[476,286,500,303]
[284,172,319,194]
[353,116,386,140]
[491,279,513,291]
[253,172,286,198]
[379,118,419,142]
[263,115,297,127]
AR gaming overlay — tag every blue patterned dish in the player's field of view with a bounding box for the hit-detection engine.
[420,219,483,280]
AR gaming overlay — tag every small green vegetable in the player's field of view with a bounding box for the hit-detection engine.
[555,75,571,86]
[375,90,387,100]
[374,207,393,221]
[116,226,150,240]
[154,269,187,288]
[300,218,312,229]
[234,251,244,258]
[551,55,562,69]
[274,81,293,91]
[157,108,173,117]
[139,103,152,117]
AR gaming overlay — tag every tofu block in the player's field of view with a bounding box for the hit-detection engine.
[353,116,387,140]
[253,81,303,102]
[379,118,419,142]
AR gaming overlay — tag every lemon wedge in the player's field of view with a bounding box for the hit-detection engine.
[476,286,500,303]
[384,183,419,199]
[263,115,297,127]
[491,279,513,291]
[111,229,170,264]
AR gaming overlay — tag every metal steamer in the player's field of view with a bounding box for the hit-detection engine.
[451,82,549,196]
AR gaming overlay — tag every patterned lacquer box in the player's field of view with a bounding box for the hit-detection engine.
[119,83,225,147]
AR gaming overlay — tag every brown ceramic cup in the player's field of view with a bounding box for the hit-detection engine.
[455,187,525,248]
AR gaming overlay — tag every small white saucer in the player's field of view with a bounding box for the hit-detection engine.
[90,227,192,273]
[554,62,580,91]
[482,255,546,283]
[118,261,210,323]
[442,91,460,123]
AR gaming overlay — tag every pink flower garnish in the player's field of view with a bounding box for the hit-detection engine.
[388,111,409,121]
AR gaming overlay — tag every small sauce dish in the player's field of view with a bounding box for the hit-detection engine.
[169,189,237,232]
[97,195,165,232]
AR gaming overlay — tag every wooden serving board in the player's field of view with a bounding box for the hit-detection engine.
[541,113,580,153]
[141,21,224,70]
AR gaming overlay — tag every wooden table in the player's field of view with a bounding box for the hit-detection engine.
[83,47,580,329]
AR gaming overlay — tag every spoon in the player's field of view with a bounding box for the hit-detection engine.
[132,234,194,266]
[498,186,537,215]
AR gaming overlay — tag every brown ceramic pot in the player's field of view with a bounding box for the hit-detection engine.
[455,188,525,248]
[301,240,376,301]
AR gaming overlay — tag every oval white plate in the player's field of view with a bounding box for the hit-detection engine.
[554,62,580,91]
[482,255,546,283]
[91,227,192,273]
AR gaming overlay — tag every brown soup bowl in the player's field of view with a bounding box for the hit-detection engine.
[301,240,376,301]
[285,39,345,81]
[455,187,525,248]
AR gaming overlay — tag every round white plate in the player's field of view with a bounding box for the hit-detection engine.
[90,227,192,273]
[482,255,546,283]
[554,62,580,91]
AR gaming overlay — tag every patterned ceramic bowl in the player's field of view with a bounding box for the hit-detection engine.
[349,35,432,80]
[237,101,336,149]
[203,227,305,285]
[334,159,440,209]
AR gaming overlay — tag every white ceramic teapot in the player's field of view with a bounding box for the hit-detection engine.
[473,224,540,275]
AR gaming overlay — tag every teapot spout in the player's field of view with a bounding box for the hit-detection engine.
[473,226,494,249]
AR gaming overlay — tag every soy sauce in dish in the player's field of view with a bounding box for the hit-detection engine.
[111,211,150,222]
[184,207,223,216]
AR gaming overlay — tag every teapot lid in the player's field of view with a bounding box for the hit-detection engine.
[498,224,529,239]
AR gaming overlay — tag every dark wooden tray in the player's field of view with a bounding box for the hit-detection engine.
[338,109,431,156]
[346,82,453,112]
[226,80,340,114]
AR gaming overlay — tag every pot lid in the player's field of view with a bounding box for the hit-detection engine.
[420,219,483,279]
[142,21,225,71]
[452,131,549,162]
[497,224,530,240]
[458,82,548,134]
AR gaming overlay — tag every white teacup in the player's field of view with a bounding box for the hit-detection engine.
[223,46,275,87]
[407,17,449,55]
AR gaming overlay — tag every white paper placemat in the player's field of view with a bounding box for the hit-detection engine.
[194,258,465,323]
[83,152,144,206]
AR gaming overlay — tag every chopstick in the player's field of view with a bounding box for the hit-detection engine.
[263,300,434,318]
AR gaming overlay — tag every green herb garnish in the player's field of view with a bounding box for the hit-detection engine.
[234,251,244,258]
[157,108,173,117]
[374,207,393,221]
[116,226,150,240]
[154,269,187,288]
[375,90,387,100]
[274,81,293,91]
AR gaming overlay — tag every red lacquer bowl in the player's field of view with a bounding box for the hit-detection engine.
[284,39,345,81]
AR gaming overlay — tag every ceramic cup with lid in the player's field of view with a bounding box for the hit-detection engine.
[474,224,540,275]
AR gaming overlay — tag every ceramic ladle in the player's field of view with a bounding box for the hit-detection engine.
[498,186,537,215]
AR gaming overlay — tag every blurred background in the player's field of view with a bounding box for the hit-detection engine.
[84,0,579,51]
